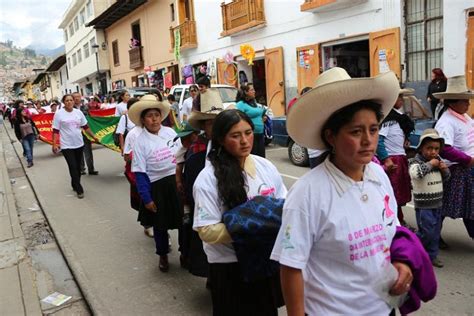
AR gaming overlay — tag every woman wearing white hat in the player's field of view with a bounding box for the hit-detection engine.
[130,94,182,272]
[434,75,474,240]
[271,68,414,315]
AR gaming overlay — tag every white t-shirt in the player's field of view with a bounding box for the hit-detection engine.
[115,102,128,116]
[123,126,143,155]
[116,114,136,134]
[307,148,325,159]
[181,97,193,121]
[435,109,474,160]
[379,109,406,156]
[271,158,399,315]
[131,127,179,182]
[52,108,88,149]
[193,155,287,263]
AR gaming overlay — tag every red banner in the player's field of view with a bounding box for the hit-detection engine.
[89,108,116,117]
[31,113,55,144]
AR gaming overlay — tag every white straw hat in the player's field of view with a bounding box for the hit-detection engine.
[128,95,170,126]
[188,88,224,129]
[416,128,444,150]
[433,75,474,99]
[287,67,400,149]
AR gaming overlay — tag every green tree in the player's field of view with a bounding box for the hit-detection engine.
[0,52,6,67]
[40,56,47,65]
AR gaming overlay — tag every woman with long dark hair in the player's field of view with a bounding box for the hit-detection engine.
[14,107,39,168]
[193,109,287,315]
[236,84,266,157]
[427,68,447,117]
[52,94,100,198]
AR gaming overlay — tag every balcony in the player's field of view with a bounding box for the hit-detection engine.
[129,46,144,69]
[170,19,198,51]
[221,0,265,37]
[300,0,367,13]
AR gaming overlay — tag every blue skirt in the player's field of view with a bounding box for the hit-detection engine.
[442,164,474,220]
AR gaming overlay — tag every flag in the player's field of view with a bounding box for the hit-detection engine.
[85,116,121,152]
[89,108,116,117]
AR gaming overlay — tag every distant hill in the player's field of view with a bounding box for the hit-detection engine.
[27,45,65,58]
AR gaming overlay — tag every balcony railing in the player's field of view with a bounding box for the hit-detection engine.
[221,0,265,37]
[129,46,144,69]
[170,19,198,51]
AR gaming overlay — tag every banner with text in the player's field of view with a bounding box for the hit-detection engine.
[32,113,120,152]
[31,113,54,144]
[85,115,121,152]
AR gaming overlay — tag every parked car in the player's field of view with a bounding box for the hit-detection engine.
[109,87,161,100]
[170,84,238,110]
[273,115,435,167]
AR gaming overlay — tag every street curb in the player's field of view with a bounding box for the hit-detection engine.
[2,125,106,316]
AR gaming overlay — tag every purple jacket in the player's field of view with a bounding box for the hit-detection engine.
[391,226,437,314]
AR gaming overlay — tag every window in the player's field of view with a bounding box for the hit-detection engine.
[84,43,90,58]
[405,0,443,81]
[131,21,141,45]
[59,71,63,85]
[74,16,79,31]
[77,49,82,63]
[170,4,175,22]
[112,40,119,66]
[90,37,96,48]
[72,53,77,66]
[69,24,74,37]
[68,57,71,69]
[86,0,93,17]
[80,9,85,25]
[64,30,68,41]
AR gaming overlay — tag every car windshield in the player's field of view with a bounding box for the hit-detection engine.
[218,87,238,103]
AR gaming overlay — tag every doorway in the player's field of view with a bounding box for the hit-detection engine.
[251,59,267,105]
[322,39,370,78]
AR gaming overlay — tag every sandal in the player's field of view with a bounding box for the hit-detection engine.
[159,255,169,272]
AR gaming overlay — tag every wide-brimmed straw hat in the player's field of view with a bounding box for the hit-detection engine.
[400,87,415,95]
[128,94,170,126]
[188,88,224,130]
[416,128,444,150]
[287,67,400,149]
[433,75,474,99]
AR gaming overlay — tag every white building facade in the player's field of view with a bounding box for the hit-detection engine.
[59,0,113,97]
[175,0,473,116]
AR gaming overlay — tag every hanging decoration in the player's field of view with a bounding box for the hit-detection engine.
[174,29,181,61]
[223,51,236,65]
[240,44,255,66]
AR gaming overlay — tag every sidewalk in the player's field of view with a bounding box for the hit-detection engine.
[0,122,90,315]
[0,124,43,315]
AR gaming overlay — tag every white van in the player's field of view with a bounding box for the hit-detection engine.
[169,84,238,110]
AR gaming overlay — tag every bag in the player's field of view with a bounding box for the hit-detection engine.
[113,115,128,148]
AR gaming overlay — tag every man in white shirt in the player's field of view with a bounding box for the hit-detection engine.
[181,85,199,122]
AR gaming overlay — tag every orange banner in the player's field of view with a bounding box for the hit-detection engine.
[31,113,55,144]
[89,108,116,117]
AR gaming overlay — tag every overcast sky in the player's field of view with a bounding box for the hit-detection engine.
[0,0,71,49]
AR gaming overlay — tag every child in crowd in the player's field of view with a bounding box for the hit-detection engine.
[408,129,450,268]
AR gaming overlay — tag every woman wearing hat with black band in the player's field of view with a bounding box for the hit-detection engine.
[271,68,416,315]
[130,94,182,272]
[434,75,474,240]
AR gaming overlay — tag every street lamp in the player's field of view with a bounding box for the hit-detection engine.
[91,44,101,95]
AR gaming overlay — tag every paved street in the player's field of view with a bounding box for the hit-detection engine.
[2,126,474,315]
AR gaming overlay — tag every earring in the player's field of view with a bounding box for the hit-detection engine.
[331,146,336,154]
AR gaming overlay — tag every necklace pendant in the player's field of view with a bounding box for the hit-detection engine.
[361,194,368,202]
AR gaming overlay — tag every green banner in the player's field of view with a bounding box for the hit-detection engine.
[85,115,121,152]
[174,28,181,61]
